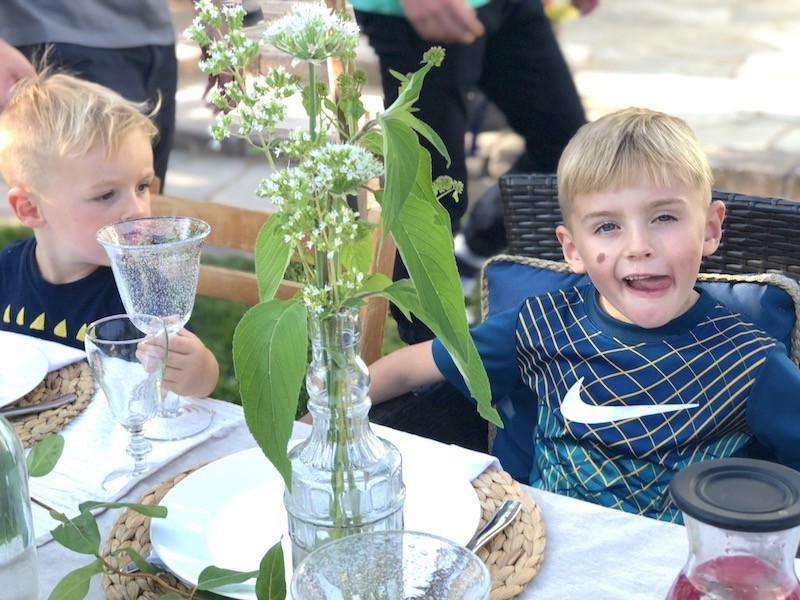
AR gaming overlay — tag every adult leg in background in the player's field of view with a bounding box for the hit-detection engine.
[459,0,586,261]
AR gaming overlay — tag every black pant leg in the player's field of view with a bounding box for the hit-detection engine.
[462,0,586,257]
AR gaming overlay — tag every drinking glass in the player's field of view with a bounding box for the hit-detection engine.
[84,314,168,492]
[96,216,213,441]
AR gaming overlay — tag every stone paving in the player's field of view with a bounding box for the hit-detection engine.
[3,0,800,219]
[164,0,800,209]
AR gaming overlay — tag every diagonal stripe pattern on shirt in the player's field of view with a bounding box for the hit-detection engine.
[517,286,775,521]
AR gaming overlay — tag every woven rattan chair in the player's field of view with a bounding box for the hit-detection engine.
[499,172,800,279]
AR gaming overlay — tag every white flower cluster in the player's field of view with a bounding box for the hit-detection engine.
[186,2,257,75]
[258,142,381,204]
[300,268,365,316]
[264,2,359,65]
[275,129,315,159]
[310,205,360,255]
[187,1,384,313]
[305,143,383,196]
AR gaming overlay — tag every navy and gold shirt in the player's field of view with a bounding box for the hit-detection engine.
[0,237,125,349]
[433,284,800,521]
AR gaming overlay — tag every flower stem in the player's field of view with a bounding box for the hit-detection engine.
[307,62,317,141]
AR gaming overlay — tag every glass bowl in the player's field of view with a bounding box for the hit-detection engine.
[290,530,491,599]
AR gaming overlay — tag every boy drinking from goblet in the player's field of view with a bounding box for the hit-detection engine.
[368,107,800,522]
[0,71,219,399]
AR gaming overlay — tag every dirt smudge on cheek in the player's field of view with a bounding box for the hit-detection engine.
[596,253,606,264]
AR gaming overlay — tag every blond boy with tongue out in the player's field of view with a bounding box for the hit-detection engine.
[366,107,800,522]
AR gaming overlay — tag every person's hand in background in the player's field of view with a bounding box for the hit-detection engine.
[0,40,35,109]
[571,0,600,16]
[399,0,485,44]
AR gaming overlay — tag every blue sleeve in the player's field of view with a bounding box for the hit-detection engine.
[431,301,527,402]
[747,344,800,471]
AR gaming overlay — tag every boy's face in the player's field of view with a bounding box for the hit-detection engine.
[556,182,725,329]
[29,128,154,283]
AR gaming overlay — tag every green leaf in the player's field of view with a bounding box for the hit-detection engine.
[48,509,69,524]
[255,541,287,600]
[157,595,183,600]
[380,279,421,323]
[383,59,435,117]
[112,547,160,575]
[197,566,259,590]
[48,558,104,600]
[26,434,64,477]
[51,511,101,555]
[357,273,393,297]
[338,221,374,276]
[77,501,167,518]
[234,300,308,488]
[394,111,451,168]
[390,149,500,426]
[378,116,419,235]
[359,131,383,157]
[255,214,294,301]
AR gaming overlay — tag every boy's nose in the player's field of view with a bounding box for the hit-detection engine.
[624,227,654,260]
[122,193,150,220]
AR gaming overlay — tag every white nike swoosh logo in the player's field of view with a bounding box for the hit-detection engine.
[560,377,699,424]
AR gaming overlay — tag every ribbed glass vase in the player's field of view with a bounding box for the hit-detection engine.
[0,414,40,599]
[283,307,405,566]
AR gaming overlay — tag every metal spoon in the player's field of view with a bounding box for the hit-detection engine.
[466,499,523,552]
[0,393,78,418]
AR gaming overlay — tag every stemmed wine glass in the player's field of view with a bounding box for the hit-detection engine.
[84,314,168,492]
[96,216,213,441]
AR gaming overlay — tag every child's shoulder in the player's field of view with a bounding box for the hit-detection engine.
[0,236,34,266]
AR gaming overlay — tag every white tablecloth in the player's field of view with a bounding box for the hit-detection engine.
[35,398,691,599]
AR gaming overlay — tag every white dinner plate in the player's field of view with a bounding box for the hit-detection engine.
[151,445,480,599]
[0,335,49,408]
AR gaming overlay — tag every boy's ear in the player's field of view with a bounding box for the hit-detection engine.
[556,224,587,274]
[8,187,45,228]
[701,200,726,257]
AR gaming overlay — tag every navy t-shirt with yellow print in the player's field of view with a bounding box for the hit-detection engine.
[0,237,125,349]
[432,284,800,522]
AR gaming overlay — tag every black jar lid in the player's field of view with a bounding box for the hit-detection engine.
[669,458,800,532]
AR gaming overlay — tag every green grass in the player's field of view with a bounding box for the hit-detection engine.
[0,221,32,248]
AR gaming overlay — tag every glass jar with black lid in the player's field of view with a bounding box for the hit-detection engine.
[666,457,800,599]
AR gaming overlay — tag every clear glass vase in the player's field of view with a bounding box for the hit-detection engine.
[0,414,41,599]
[283,308,405,566]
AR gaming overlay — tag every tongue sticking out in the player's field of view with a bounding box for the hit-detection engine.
[625,275,671,292]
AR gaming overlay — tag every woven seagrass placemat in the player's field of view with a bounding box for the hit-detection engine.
[6,360,94,448]
[101,464,546,600]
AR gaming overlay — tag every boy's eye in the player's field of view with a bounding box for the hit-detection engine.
[136,182,150,193]
[97,191,115,202]
[594,222,618,234]
[654,214,677,223]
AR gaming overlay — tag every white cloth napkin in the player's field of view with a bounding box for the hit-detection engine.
[0,331,85,372]
[30,396,245,545]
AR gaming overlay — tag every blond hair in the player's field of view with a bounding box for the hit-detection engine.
[0,71,158,191]
[557,107,713,222]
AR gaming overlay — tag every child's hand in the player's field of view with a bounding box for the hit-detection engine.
[136,337,167,374]
[161,328,220,399]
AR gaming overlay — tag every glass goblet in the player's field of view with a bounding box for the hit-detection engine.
[96,216,213,441]
[84,314,168,492]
